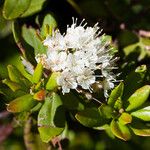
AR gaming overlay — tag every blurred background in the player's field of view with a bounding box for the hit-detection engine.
[0,0,150,149]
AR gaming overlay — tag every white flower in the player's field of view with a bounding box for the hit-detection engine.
[103,78,115,98]
[84,52,98,69]
[66,52,84,74]
[21,57,34,75]
[35,18,118,97]
[43,31,66,51]
[77,69,95,90]
[35,54,49,69]
[46,51,67,71]
[65,25,86,49]
[57,70,77,94]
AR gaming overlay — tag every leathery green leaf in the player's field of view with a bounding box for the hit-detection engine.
[7,65,31,90]
[60,92,84,111]
[131,106,150,121]
[2,79,21,92]
[38,97,52,126]
[3,0,31,19]
[108,82,124,107]
[51,93,65,127]
[0,83,26,100]
[31,103,42,112]
[75,108,106,127]
[38,127,63,143]
[99,104,113,119]
[131,127,150,136]
[38,93,65,143]
[41,13,57,37]
[130,121,150,136]
[22,25,47,55]
[12,21,22,44]
[94,124,115,139]
[123,43,139,56]
[7,65,24,83]
[33,89,46,101]
[21,0,46,17]
[126,85,150,111]
[114,97,123,110]
[118,113,132,125]
[32,63,43,84]
[110,119,131,141]
[7,94,37,113]
[46,72,60,91]
[123,65,147,100]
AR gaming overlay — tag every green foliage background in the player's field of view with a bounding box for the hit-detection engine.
[0,0,150,149]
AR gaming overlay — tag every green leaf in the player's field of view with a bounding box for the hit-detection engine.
[139,37,150,60]
[110,119,131,141]
[131,106,150,121]
[21,0,46,17]
[33,89,45,101]
[123,65,147,100]
[118,30,139,48]
[126,85,150,111]
[118,113,132,125]
[41,13,57,37]
[38,98,52,126]
[38,127,64,143]
[0,9,12,38]
[94,124,115,139]
[38,93,65,143]
[32,63,43,84]
[3,0,31,19]
[0,83,26,101]
[135,64,147,74]
[34,80,43,90]
[46,72,60,91]
[7,65,31,90]
[7,65,31,86]
[101,35,112,44]
[141,37,150,46]
[75,108,106,127]
[51,93,65,127]
[7,65,24,83]
[22,25,47,55]
[123,37,150,61]
[124,43,139,56]
[31,103,42,112]
[130,120,150,137]
[99,104,113,119]
[2,79,21,92]
[60,92,84,110]
[12,21,21,44]
[114,98,123,110]
[130,127,150,136]
[1,53,32,81]
[108,82,124,107]
[7,94,37,112]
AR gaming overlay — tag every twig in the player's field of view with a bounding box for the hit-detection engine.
[0,111,10,119]
[24,117,36,150]
[51,137,63,150]
[17,42,26,56]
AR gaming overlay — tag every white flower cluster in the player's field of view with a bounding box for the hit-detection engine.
[36,19,117,97]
